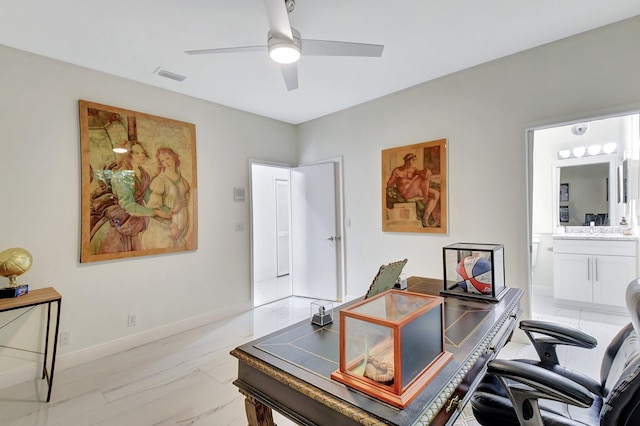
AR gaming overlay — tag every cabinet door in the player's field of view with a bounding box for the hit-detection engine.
[553,253,592,303]
[592,255,636,307]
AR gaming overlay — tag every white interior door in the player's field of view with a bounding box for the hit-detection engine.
[275,179,290,276]
[291,163,338,300]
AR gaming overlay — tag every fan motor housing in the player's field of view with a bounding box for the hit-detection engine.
[268,28,301,64]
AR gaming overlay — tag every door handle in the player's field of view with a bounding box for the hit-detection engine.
[587,257,590,281]
[595,258,598,281]
[326,236,342,241]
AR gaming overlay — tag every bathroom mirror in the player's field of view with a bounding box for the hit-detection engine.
[553,155,617,226]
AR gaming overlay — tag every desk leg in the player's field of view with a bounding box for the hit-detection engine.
[43,302,52,380]
[46,300,61,403]
[244,395,275,426]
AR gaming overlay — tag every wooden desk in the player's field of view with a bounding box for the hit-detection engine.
[0,287,62,402]
[231,277,522,426]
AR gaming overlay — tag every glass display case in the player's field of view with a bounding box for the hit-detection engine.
[331,289,452,408]
[441,242,506,302]
[310,300,333,326]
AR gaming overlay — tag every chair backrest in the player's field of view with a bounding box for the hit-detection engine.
[626,278,640,336]
[599,278,640,425]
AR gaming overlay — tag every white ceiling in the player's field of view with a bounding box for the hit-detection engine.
[1,1,639,124]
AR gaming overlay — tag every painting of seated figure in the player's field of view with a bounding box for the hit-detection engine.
[382,139,447,234]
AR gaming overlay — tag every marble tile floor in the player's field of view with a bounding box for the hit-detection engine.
[0,296,314,426]
[0,293,629,426]
[253,275,292,308]
[526,292,631,377]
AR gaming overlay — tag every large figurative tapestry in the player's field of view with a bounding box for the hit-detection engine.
[79,100,198,263]
[382,139,447,234]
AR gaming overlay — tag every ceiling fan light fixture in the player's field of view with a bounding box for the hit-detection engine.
[268,29,301,64]
[269,44,300,64]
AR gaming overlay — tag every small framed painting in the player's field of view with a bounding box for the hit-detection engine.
[560,183,569,202]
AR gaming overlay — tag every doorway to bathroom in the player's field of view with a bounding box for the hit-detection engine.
[529,111,640,319]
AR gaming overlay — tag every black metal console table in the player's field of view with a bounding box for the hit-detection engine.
[0,287,62,402]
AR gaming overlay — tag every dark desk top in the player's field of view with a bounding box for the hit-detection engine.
[233,277,522,426]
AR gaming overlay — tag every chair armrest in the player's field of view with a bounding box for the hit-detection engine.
[487,359,594,426]
[487,359,593,406]
[520,320,597,365]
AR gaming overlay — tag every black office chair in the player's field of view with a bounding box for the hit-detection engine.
[471,278,640,426]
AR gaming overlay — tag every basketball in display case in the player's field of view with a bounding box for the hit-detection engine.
[442,243,506,302]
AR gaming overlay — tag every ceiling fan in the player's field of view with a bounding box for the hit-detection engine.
[185,0,384,91]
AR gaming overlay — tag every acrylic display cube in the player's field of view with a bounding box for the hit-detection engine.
[331,289,452,408]
[441,242,506,302]
[310,300,333,326]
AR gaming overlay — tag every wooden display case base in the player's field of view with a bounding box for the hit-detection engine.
[331,351,453,408]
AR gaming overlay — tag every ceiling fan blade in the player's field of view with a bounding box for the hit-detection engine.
[301,40,384,57]
[264,0,293,39]
[185,45,267,55]
[280,63,298,91]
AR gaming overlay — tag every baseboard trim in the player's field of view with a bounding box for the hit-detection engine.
[0,364,39,391]
[0,302,251,390]
[254,271,278,282]
[344,294,360,303]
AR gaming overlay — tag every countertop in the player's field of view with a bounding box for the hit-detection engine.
[552,233,638,241]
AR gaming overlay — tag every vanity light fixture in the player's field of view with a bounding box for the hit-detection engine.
[558,149,571,159]
[572,146,586,158]
[558,143,616,159]
[603,142,617,154]
[587,144,602,156]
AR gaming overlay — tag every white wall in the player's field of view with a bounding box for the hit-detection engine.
[296,16,640,332]
[0,44,297,383]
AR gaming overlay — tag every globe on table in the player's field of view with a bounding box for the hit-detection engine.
[0,247,33,288]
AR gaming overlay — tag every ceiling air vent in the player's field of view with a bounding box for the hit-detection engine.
[154,67,187,82]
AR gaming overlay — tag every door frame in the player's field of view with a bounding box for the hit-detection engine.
[249,159,294,308]
[248,157,346,306]
[524,105,640,321]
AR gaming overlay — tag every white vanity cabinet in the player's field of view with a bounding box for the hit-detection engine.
[553,238,638,307]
